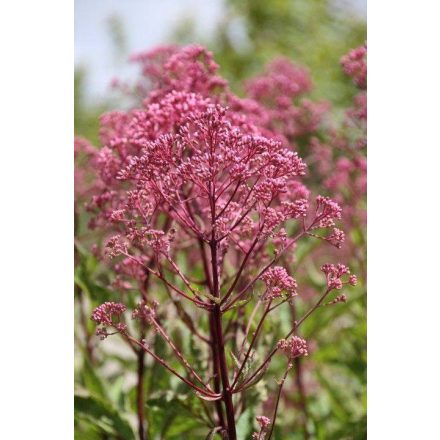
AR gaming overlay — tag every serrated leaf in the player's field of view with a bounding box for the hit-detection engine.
[230,350,254,386]
[224,295,252,311]
[238,362,270,392]
[230,351,241,369]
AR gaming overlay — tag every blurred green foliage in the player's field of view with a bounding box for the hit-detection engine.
[74,68,103,144]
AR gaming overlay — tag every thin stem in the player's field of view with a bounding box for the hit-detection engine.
[292,288,331,332]
[223,220,317,312]
[236,287,332,392]
[125,334,220,398]
[162,280,210,344]
[206,139,236,438]
[199,237,225,428]
[231,301,271,390]
[164,256,204,302]
[267,363,292,440]
[215,180,241,220]
[121,252,211,309]
[238,299,262,358]
[290,303,310,439]
[151,318,212,392]
[294,356,310,439]
[220,232,262,306]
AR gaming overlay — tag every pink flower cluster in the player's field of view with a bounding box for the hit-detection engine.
[132,301,159,324]
[303,44,367,258]
[260,266,297,300]
[91,301,127,325]
[326,227,346,249]
[321,263,357,290]
[340,45,367,89]
[110,102,308,250]
[277,336,309,359]
[315,195,342,228]
[78,44,360,317]
[256,415,271,429]
[91,302,127,339]
[252,415,271,439]
[130,44,227,104]
[246,57,329,140]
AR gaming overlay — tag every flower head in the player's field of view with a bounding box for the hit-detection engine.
[132,301,158,324]
[315,195,342,228]
[260,266,297,300]
[91,302,127,339]
[326,227,345,249]
[252,415,271,439]
[256,416,271,429]
[341,45,367,89]
[277,336,308,359]
[246,57,328,139]
[131,44,227,103]
[321,263,355,290]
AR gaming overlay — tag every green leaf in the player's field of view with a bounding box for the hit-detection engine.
[230,351,241,369]
[224,295,252,311]
[81,358,107,399]
[74,393,135,440]
[238,362,270,391]
[236,408,253,440]
[230,351,253,386]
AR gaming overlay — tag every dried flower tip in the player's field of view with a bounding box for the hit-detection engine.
[96,328,109,340]
[327,294,347,305]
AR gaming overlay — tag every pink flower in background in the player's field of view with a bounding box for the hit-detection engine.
[341,44,367,89]
[246,57,329,140]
